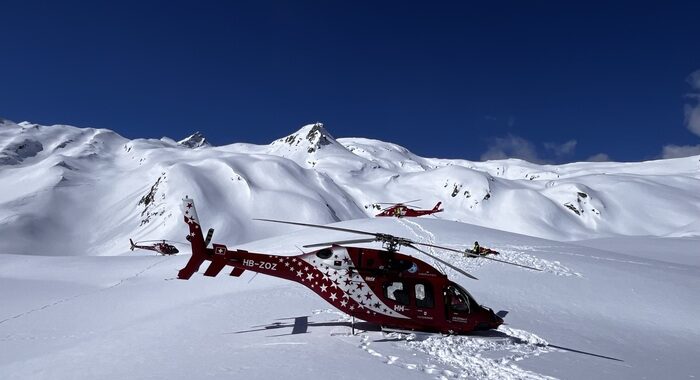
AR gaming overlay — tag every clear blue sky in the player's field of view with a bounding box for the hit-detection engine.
[2,1,699,162]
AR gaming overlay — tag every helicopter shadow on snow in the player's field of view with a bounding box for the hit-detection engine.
[226,315,485,344]
[223,316,623,362]
[224,315,383,337]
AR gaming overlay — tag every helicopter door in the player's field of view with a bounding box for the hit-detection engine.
[444,284,471,324]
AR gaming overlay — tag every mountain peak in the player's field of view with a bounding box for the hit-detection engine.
[0,117,18,127]
[178,131,210,148]
[275,122,337,153]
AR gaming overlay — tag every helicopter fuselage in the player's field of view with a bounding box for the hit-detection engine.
[375,202,443,218]
[181,241,502,334]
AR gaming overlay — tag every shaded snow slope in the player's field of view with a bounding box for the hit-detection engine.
[0,120,699,257]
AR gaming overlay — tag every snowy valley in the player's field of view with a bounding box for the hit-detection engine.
[1,118,699,379]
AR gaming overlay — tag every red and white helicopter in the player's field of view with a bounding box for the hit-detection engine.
[130,239,180,255]
[178,197,541,335]
[375,200,443,218]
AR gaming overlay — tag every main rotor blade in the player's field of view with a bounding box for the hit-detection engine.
[255,218,541,273]
[376,199,421,205]
[411,241,542,272]
[408,244,478,280]
[303,238,377,248]
[136,239,185,245]
[253,218,378,237]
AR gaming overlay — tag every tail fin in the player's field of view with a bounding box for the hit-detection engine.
[129,239,135,251]
[178,197,208,279]
[433,202,443,211]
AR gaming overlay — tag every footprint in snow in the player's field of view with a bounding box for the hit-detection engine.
[353,327,558,380]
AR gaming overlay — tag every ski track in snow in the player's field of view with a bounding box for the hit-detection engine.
[398,218,465,276]
[398,219,581,278]
[493,247,582,278]
[513,244,676,269]
[0,256,172,330]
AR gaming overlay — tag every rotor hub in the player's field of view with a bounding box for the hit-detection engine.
[375,233,411,252]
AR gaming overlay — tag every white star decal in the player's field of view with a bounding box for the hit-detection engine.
[320,284,328,292]
[306,273,314,281]
[296,270,303,277]
[340,300,347,307]
[329,293,337,301]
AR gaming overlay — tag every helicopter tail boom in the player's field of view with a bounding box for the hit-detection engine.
[178,197,208,279]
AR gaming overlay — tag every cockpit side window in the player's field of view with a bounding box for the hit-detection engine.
[415,283,434,308]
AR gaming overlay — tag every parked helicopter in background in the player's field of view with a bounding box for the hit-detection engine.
[375,199,443,218]
[129,239,180,255]
[177,197,541,335]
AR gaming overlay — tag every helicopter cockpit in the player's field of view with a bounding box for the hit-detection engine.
[445,282,478,314]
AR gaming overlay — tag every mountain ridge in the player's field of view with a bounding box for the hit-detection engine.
[0,120,698,256]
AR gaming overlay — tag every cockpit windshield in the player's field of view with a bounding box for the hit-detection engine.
[446,282,479,313]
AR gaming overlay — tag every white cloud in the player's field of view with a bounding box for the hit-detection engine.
[586,153,611,162]
[688,70,700,89]
[480,135,578,163]
[480,134,541,162]
[661,144,700,159]
[544,140,577,157]
[684,70,700,137]
[684,103,700,137]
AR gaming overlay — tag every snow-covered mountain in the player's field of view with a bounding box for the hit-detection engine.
[177,131,210,148]
[1,119,699,379]
[1,119,698,256]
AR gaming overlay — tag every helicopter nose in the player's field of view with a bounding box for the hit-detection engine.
[491,310,504,325]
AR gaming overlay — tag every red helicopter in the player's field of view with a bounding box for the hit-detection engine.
[178,197,541,335]
[130,239,180,255]
[375,200,443,218]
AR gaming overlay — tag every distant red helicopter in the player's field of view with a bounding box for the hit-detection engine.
[375,200,443,218]
[129,239,180,255]
[177,197,541,335]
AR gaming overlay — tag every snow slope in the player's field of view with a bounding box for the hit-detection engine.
[1,118,699,379]
[1,119,698,257]
[1,219,698,379]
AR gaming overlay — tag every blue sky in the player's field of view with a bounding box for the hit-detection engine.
[2,1,699,162]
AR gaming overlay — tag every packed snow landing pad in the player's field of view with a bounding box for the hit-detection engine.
[1,218,699,379]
